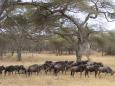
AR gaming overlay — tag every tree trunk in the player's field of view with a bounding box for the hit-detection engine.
[68,49,73,55]
[75,40,91,62]
[60,49,63,55]
[0,50,3,60]
[75,42,82,62]
[68,49,71,55]
[11,51,14,56]
[17,49,22,61]
[102,48,104,56]
[75,50,82,62]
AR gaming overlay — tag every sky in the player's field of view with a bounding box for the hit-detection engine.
[22,0,115,31]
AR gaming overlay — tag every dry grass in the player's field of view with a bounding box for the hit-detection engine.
[0,53,115,86]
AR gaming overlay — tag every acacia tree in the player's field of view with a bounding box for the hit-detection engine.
[1,13,30,61]
[0,0,8,22]
[0,0,114,61]
[9,0,114,62]
[0,35,8,59]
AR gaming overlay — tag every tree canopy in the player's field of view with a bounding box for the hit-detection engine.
[0,0,115,61]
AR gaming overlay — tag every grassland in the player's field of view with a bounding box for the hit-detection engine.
[0,53,115,86]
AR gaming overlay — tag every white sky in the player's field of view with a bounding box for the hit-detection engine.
[22,0,115,30]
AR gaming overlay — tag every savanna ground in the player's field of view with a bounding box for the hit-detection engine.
[0,53,115,86]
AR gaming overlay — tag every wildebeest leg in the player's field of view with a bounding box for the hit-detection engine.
[95,71,98,78]
[71,71,73,76]
[45,70,47,74]
[37,69,41,75]
[29,71,32,76]
[62,68,66,75]
[4,70,7,76]
[28,71,31,76]
[98,71,101,78]
[19,71,21,75]
[87,72,89,78]
[11,71,13,75]
[24,70,27,77]
[26,71,28,77]
[15,71,17,74]
[54,69,57,76]
[61,70,63,74]
[85,71,89,78]
[17,70,20,74]
[104,73,107,77]
[36,70,40,75]
[80,72,82,78]
[56,70,60,76]
[55,71,58,76]
[71,71,72,76]
[31,71,32,75]
[65,70,67,75]
[64,67,67,75]
[85,71,87,77]
[45,69,49,74]
[71,71,75,77]
[73,72,75,77]
[61,69,64,74]
[54,69,59,76]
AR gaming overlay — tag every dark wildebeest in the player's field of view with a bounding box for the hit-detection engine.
[27,64,41,76]
[14,65,26,74]
[44,61,74,75]
[98,66,114,77]
[4,65,16,75]
[43,61,53,74]
[70,64,86,77]
[65,61,74,71]
[0,65,5,74]
[85,62,103,78]
[52,61,70,75]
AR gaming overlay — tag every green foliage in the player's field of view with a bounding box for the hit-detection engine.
[30,8,61,26]
[90,31,115,55]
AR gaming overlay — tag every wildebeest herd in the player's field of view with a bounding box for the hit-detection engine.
[0,60,114,78]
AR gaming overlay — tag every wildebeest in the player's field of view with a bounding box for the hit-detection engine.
[69,60,89,77]
[70,64,86,77]
[43,61,53,74]
[84,62,103,78]
[27,64,42,76]
[64,61,74,72]
[14,65,26,74]
[98,66,114,77]
[43,61,74,75]
[85,65,98,78]
[4,65,16,75]
[4,65,26,75]
[50,61,69,75]
[0,65,5,74]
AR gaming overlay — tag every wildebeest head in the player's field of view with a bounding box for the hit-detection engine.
[94,62,103,67]
[109,68,115,76]
[111,71,114,75]
[0,65,5,70]
[111,70,115,75]
[19,65,26,71]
